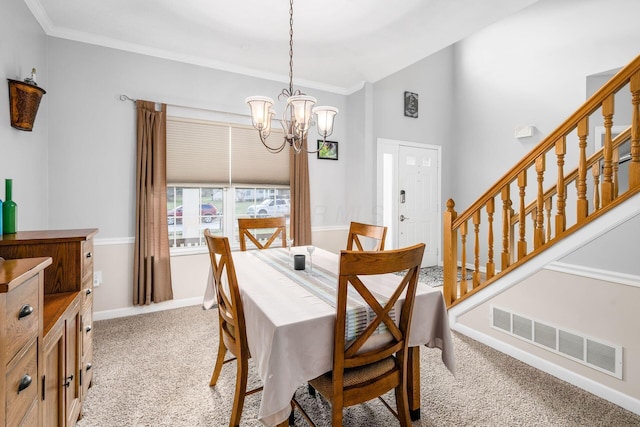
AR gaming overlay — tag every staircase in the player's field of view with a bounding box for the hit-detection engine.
[443,54,640,309]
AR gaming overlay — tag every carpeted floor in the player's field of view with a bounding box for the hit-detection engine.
[76,305,640,427]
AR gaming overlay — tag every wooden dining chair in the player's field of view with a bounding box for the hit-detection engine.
[346,221,387,251]
[205,230,261,427]
[238,216,287,251]
[298,243,426,427]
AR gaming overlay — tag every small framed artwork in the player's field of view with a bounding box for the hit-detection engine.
[404,91,418,118]
[317,140,338,160]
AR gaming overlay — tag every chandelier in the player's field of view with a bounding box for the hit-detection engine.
[246,0,338,154]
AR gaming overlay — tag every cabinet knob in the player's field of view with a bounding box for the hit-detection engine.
[86,288,92,296]
[85,325,92,333]
[86,252,92,258]
[18,374,32,394]
[18,304,34,319]
[86,363,93,371]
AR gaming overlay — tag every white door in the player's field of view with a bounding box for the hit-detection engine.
[397,145,439,267]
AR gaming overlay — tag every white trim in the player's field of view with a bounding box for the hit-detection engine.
[94,237,134,246]
[450,322,640,415]
[545,262,640,288]
[312,225,349,232]
[93,297,203,321]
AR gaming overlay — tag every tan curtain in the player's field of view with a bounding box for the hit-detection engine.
[289,138,312,245]
[133,100,173,305]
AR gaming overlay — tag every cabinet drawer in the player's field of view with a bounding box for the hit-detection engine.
[6,339,38,427]
[82,345,94,398]
[82,239,94,281]
[6,275,39,360]
[81,308,93,358]
[81,276,94,307]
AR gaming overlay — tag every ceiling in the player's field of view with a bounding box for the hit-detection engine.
[25,0,539,94]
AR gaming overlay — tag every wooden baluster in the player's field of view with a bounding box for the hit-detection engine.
[630,71,640,188]
[592,161,601,211]
[534,156,545,249]
[517,170,527,260]
[576,118,589,220]
[601,95,615,206]
[460,221,468,297]
[486,198,495,280]
[545,197,552,243]
[555,136,566,235]
[443,199,458,306]
[613,147,620,199]
[501,186,511,271]
[473,210,481,288]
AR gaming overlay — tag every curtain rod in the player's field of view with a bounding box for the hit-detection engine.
[118,93,251,119]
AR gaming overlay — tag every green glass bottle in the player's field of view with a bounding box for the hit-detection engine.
[3,179,17,234]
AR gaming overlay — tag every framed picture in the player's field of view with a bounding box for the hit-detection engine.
[404,91,418,118]
[317,140,338,160]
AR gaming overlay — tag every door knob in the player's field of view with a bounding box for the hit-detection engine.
[400,214,409,222]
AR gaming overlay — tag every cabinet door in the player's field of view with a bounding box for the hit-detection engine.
[42,324,64,427]
[65,308,82,426]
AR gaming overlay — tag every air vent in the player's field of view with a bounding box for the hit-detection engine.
[491,305,622,379]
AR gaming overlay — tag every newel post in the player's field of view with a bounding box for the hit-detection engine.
[443,199,457,306]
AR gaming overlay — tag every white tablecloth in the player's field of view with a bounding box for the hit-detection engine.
[203,247,455,426]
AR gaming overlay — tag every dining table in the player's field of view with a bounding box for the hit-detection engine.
[203,246,455,427]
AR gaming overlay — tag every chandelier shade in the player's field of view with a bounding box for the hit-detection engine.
[313,106,338,138]
[246,0,338,154]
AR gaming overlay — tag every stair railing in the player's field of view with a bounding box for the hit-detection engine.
[444,54,640,308]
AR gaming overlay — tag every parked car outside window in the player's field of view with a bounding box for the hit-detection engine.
[246,199,290,217]
[168,203,218,224]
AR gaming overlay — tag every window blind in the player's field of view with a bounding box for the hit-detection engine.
[166,117,289,185]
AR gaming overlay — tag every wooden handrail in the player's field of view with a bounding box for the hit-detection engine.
[444,54,640,308]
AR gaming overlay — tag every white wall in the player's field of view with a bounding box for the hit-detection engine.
[451,0,640,210]
[0,0,49,230]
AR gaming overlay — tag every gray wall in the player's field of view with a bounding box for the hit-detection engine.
[372,46,456,218]
[45,38,349,239]
[451,0,640,210]
[0,0,49,230]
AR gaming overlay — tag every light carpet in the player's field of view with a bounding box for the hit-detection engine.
[75,305,640,426]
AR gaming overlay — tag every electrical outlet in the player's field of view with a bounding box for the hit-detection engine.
[94,270,102,287]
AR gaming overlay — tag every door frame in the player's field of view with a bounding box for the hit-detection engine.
[376,138,442,264]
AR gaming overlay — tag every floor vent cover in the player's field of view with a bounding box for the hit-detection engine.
[491,306,622,379]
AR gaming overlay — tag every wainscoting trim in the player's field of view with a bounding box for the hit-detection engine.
[545,262,640,289]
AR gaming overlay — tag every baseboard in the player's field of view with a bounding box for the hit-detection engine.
[450,321,640,416]
[93,296,203,321]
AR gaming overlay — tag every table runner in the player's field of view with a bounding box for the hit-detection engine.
[251,248,394,341]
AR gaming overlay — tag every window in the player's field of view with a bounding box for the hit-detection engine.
[166,116,290,251]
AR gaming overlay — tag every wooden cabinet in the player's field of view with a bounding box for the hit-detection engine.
[1,257,51,427]
[42,293,81,427]
[0,229,98,427]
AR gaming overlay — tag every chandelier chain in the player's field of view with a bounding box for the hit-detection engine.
[288,0,294,96]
